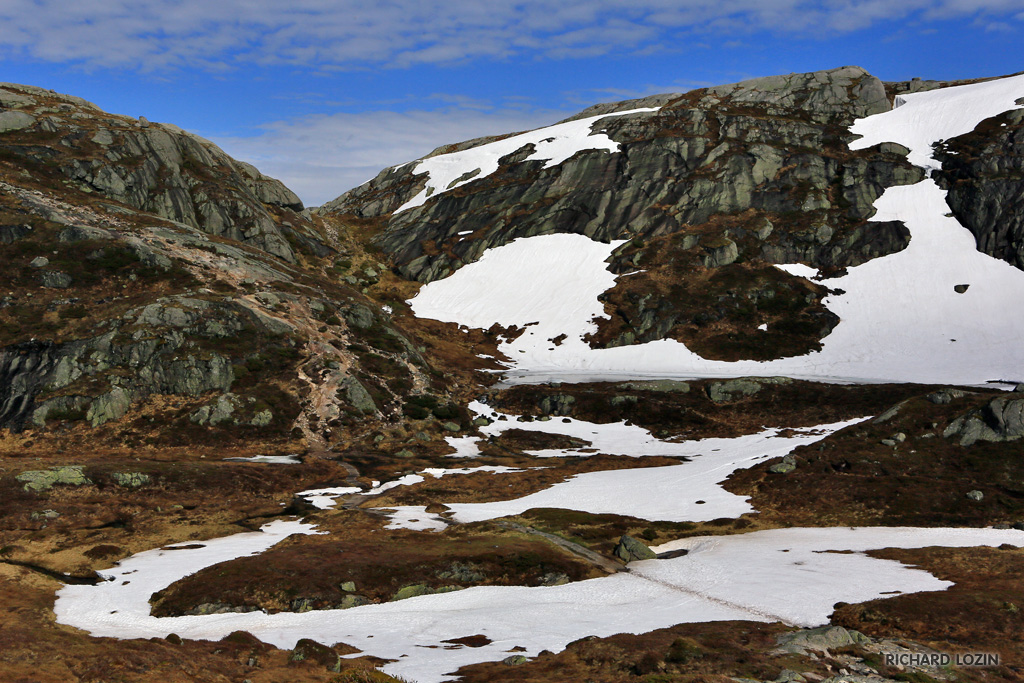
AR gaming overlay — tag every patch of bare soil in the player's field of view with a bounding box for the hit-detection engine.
[0,454,346,576]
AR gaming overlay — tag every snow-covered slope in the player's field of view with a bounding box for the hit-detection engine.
[410,74,1024,385]
[395,107,659,214]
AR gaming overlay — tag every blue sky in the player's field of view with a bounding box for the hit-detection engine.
[2,1,1022,205]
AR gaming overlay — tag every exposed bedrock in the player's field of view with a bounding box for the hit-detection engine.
[935,107,1024,271]
[322,66,922,284]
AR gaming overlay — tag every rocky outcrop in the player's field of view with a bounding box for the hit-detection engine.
[943,395,1024,446]
[935,107,1024,271]
[0,82,322,263]
[0,296,283,430]
[322,67,921,285]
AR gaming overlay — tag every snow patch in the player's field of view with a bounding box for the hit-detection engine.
[447,416,862,523]
[395,108,659,213]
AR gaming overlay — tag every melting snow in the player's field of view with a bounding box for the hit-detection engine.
[223,454,302,464]
[447,416,863,523]
[55,521,1024,683]
[444,435,483,457]
[395,108,659,213]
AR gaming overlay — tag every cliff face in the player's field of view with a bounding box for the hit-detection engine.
[935,105,1024,269]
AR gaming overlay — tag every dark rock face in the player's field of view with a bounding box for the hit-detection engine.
[0,296,289,431]
[0,82,319,263]
[935,108,1024,271]
[322,66,921,285]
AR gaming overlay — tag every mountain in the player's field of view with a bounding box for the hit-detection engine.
[1,69,1024,683]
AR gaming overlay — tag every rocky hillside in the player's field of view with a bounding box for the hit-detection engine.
[0,82,491,456]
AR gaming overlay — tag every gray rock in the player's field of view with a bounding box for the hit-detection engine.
[943,396,1024,446]
[336,594,368,609]
[16,465,92,492]
[613,535,658,562]
[702,238,739,268]
[707,378,762,403]
[39,271,73,289]
[926,388,969,404]
[190,393,239,426]
[966,490,984,501]
[442,421,461,432]
[0,110,35,132]
[29,256,49,268]
[934,105,1024,272]
[0,224,31,243]
[111,472,150,488]
[616,380,690,393]
[502,655,529,666]
[773,626,869,655]
[86,387,132,426]
[609,395,639,407]
[341,376,377,414]
[769,461,797,474]
[391,584,433,601]
[342,304,375,329]
[0,88,36,109]
[540,394,576,416]
[321,67,921,287]
[878,142,910,156]
[339,581,357,592]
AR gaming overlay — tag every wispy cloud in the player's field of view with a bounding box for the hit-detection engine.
[0,1,1021,72]
[207,106,571,206]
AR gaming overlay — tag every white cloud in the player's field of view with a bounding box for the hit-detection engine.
[207,106,571,206]
[0,1,1022,71]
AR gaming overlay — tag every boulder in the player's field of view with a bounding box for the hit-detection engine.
[341,376,377,414]
[289,638,342,673]
[540,394,576,416]
[613,535,658,562]
[707,379,763,403]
